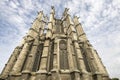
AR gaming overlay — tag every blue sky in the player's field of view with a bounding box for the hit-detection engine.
[0,0,120,78]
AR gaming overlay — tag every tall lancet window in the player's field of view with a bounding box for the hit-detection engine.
[55,19,64,33]
[32,43,43,72]
[59,40,69,69]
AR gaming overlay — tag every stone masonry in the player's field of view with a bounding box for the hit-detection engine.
[0,7,110,80]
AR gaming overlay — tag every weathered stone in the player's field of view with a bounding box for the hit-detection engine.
[0,7,110,80]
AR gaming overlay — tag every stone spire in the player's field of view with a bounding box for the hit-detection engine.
[0,7,110,80]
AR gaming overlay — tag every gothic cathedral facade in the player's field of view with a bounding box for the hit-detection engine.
[0,7,110,80]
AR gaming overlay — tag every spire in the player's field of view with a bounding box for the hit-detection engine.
[73,16,87,42]
[27,11,44,39]
[37,11,43,19]
[49,6,55,22]
[46,6,55,39]
[51,6,55,14]
[63,8,69,16]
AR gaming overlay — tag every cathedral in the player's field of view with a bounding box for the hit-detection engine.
[0,7,110,80]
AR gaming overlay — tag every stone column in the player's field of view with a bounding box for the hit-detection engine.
[67,37,83,80]
[0,46,21,79]
[73,16,101,79]
[21,11,45,73]
[85,47,98,72]
[73,16,87,42]
[93,50,109,79]
[36,6,55,80]
[82,41,104,80]
[39,40,50,71]
[39,16,47,37]
[66,14,81,80]
[73,41,92,80]
[52,41,58,70]
[10,38,33,75]
[67,37,75,71]
[21,38,39,80]
[45,6,54,39]
[50,38,63,80]
[66,14,91,80]
[83,40,109,80]
[73,14,110,80]
[92,48,106,72]
[39,11,54,71]
[35,39,50,80]
[28,11,43,39]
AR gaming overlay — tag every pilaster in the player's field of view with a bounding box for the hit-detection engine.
[36,6,55,80]
[10,37,33,75]
[0,46,21,79]
[73,16,87,42]
[21,37,39,80]
[51,38,60,80]
[28,11,44,39]
[67,37,75,71]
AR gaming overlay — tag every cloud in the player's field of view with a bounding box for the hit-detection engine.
[0,0,120,79]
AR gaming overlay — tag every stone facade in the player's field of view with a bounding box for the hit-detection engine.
[0,7,110,80]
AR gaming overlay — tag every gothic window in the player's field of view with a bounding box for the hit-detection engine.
[32,43,43,72]
[49,42,54,71]
[70,44,78,69]
[59,40,69,69]
[55,19,64,33]
[80,47,91,72]
[22,42,33,71]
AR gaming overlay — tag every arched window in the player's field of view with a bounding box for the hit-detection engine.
[59,40,69,69]
[32,43,43,72]
[80,47,91,72]
[55,19,64,33]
